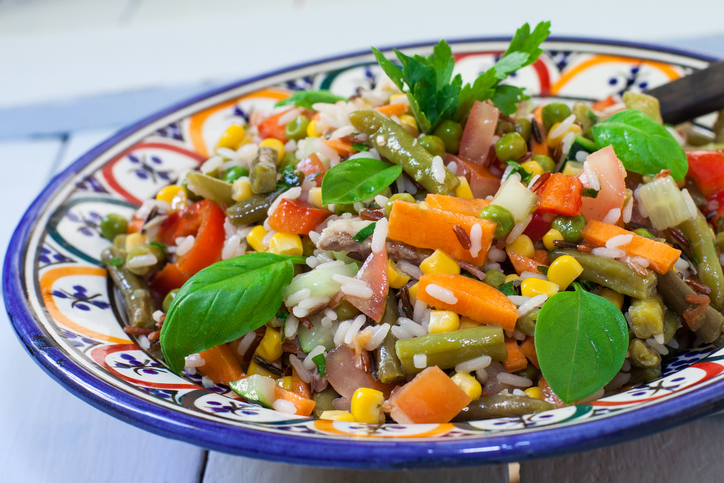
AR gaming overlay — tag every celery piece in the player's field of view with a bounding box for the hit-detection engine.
[638,176,693,230]
[490,178,538,222]
[282,262,357,303]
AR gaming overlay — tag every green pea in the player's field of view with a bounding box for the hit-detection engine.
[126,244,166,276]
[478,205,515,239]
[495,132,527,162]
[222,166,250,183]
[113,234,128,252]
[302,236,316,257]
[532,154,555,173]
[285,116,310,141]
[100,213,128,241]
[335,299,360,321]
[334,203,357,215]
[433,120,463,154]
[551,214,587,243]
[541,103,572,131]
[162,289,180,313]
[496,120,514,134]
[385,193,416,216]
[279,152,298,171]
[514,118,532,143]
[419,135,446,158]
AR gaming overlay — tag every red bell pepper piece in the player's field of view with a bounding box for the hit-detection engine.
[445,154,500,198]
[537,173,583,216]
[524,210,556,242]
[257,111,288,142]
[687,151,724,198]
[150,263,190,299]
[267,198,332,235]
[296,154,326,187]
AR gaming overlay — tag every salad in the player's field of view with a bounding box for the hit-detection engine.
[100,21,724,424]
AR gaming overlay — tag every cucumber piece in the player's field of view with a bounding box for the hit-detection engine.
[229,375,277,408]
[298,315,336,352]
[282,262,357,303]
[490,178,538,222]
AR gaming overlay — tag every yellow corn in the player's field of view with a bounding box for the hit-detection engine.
[420,249,460,275]
[350,388,385,424]
[543,229,564,250]
[408,282,419,304]
[520,160,544,177]
[506,234,535,259]
[231,177,253,202]
[525,387,542,399]
[247,225,268,253]
[156,185,188,212]
[547,122,583,148]
[601,288,625,310]
[389,93,406,103]
[387,260,410,289]
[460,316,479,329]
[562,161,584,176]
[259,138,285,162]
[247,360,278,379]
[454,176,474,199]
[307,120,320,137]
[268,232,303,256]
[256,327,283,362]
[451,372,482,400]
[505,274,520,283]
[428,310,461,334]
[277,376,293,391]
[125,232,145,252]
[547,254,584,290]
[399,114,418,137]
[521,278,559,297]
[307,187,324,208]
[320,410,355,422]
[216,124,246,150]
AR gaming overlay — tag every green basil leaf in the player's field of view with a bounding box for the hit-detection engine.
[537,266,549,275]
[497,281,518,296]
[275,90,346,110]
[582,188,599,198]
[352,143,369,152]
[160,253,305,374]
[534,284,628,403]
[505,161,532,184]
[592,109,688,180]
[321,158,402,205]
[312,353,327,376]
[353,222,376,242]
[107,257,125,267]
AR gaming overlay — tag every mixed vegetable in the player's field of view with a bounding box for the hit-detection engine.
[101,21,724,424]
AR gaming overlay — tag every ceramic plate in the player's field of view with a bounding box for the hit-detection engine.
[4,37,724,469]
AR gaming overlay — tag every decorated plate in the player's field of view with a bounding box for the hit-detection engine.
[4,38,724,469]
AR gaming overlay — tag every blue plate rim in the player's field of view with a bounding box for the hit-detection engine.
[3,35,723,469]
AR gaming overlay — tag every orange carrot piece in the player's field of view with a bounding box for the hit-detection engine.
[531,106,549,156]
[533,249,549,266]
[387,366,471,424]
[508,251,547,275]
[128,218,144,234]
[581,219,681,274]
[198,345,245,385]
[417,273,518,331]
[291,368,312,399]
[503,338,528,372]
[520,337,539,369]
[322,138,355,157]
[388,201,496,265]
[425,194,491,217]
[592,96,616,111]
[274,386,315,416]
[374,103,408,117]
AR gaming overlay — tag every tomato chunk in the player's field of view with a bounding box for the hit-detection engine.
[687,150,724,198]
[257,111,288,142]
[266,198,332,235]
[296,153,326,187]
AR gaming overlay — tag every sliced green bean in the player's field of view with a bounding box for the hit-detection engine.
[376,294,405,384]
[663,310,680,344]
[628,366,661,386]
[226,186,285,226]
[628,295,664,339]
[628,339,661,368]
[453,395,554,421]
[101,246,156,329]
[677,212,724,308]
[312,387,340,418]
[249,146,278,194]
[516,308,539,337]
[185,171,235,207]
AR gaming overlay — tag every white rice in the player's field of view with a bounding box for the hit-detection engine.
[520,271,546,281]
[405,176,418,195]
[668,338,680,349]
[237,332,257,357]
[298,296,330,311]
[506,213,533,245]
[277,108,301,126]
[621,359,632,372]
[412,300,428,324]
[633,185,648,218]
[399,317,427,337]
[312,137,340,164]
[630,256,650,268]
[284,314,299,339]
[267,186,302,217]
[236,143,258,166]
[284,139,297,154]
[508,295,531,306]
[391,325,412,340]
[273,399,298,414]
[222,233,246,260]
[447,161,458,176]
[289,354,312,383]
[340,282,373,299]
[334,320,351,346]
[592,247,626,259]
[343,315,367,346]
[622,195,634,224]
[152,310,164,323]
[303,345,327,371]
[413,354,427,369]
[200,155,224,174]
[261,227,276,246]
[674,257,690,272]
[548,114,576,140]
[330,125,355,140]
[364,324,391,351]
[425,284,458,304]
[321,316,333,328]
[127,253,157,268]
[488,248,507,263]
[577,388,605,404]
[582,162,601,191]
[176,236,195,257]
[527,174,540,189]
[374,195,389,208]
[285,288,311,307]
[560,131,576,157]
[316,260,345,269]
[606,234,633,249]
[602,208,621,225]
[371,217,388,254]
[654,332,665,345]
[469,224,483,258]
[201,376,215,389]
[308,231,321,246]
[475,369,489,384]
[184,353,205,368]
[575,151,588,163]
[496,372,532,388]
[396,260,423,280]
[606,372,631,392]
[517,294,548,317]
[681,189,699,220]
[323,308,338,321]
[431,155,446,184]
[455,355,492,374]
[646,337,669,355]
[292,306,309,318]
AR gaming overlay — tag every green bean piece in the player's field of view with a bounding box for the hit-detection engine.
[655,270,724,343]
[495,132,527,162]
[418,135,446,159]
[628,295,665,339]
[628,366,661,386]
[623,91,663,124]
[113,234,128,252]
[312,387,340,418]
[126,243,166,276]
[714,110,724,144]
[514,118,532,144]
[677,212,724,308]
[628,339,662,368]
[249,146,279,194]
[334,203,357,216]
[433,120,463,154]
[549,249,658,299]
[101,246,156,329]
[541,103,571,131]
[385,193,416,217]
[222,166,249,184]
[516,308,539,337]
[478,205,515,239]
[663,310,680,345]
[496,120,514,134]
[162,289,180,313]
[453,395,554,422]
[226,185,286,226]
[551,214,586,243]
[335,299,360,321]
[376,294,405,384]
[572,102,597,133]
[395,326,507,374]
[180,177,202,202]
[285,115,310,141]
[349,109,459,194]
[514,365,540,381]
[100,213,128,241]
[185,171,236,207]
[484,269,506,288]
[279,152,298,171]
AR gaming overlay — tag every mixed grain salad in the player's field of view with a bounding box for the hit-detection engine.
[101,21,724,424]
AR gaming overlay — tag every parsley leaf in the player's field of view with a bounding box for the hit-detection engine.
[505,161,532,184]
[353,222,376,243]
[312,353,327,376]
[497,281,518,296]
[352,143,369,152]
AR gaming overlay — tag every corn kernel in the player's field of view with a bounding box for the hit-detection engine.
[156,185,188,212]
[543,229,564,250]
[601,288,625,310]
[451,372,482,400]
[320,410,355,422]
[428,310,461,334]
[520,160,544,177]
[547,255,584,290]
[268,232,303,256]
[506,234,535,259]
[231,177,253,202]
[350,388,385,424]
[307,187,323,208]
[259,138,285,162]
[547,122,582,148]
[389,93,406,103]
[521,278,559,298]
[256,327,283,362]
[387,260,410,289]
[247,225,269,253]
[460,316,479,329]
[454,176,474,199]
[247,359,278,378]
[420,249,460,275]
[562,161,584,176]
[307,120,320,137]
[505,274,520,284]
[408,282,419,304]
[399,114,418,137]
[277,376,293,391]
[216,124,246,150]
[525,387,542,399]
[125,232,145,252]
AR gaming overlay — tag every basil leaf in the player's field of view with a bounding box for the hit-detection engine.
[353,222,376,242]
[321,158,402,205]
[505,161,532,184]
[497,281,518,296]
[275,90,346,110]
[160,253,305,374]
[534,284,628,403]
[537,266,549,275]
[312,353,327,376]
[352,143,369,152]
[592,109,688,180]
[582,188,599,198]
[107,257,125,267]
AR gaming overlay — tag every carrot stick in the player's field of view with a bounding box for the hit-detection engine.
[581,219,681,274]
[417,273,518,331]
[273,386,315,416]
[292,368,312,400]
[592,96,616,111]
[520,337,539,369]
[503,338,528,372]
[198,345,245,385]
[322,138,355,157]
[508,251,547,275]
[533,249,549,266]
[388,201,496,265]
[425,194,490,217]
[128,218,144,234]
[532,106,550,156]
[374,103,408,117]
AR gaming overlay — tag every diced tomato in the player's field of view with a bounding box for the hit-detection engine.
[344,244,388,323]
[524,210,556,242]
[579,146,626,222]
[445,154,500,198]
[266,198,332,235]
[537,173,583,216]
[458,100,499,166]
[257,111,288,141]
[706,190,724,229]
[150,263,190,299]
[687,151,724,198]
[296,154,326,187]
